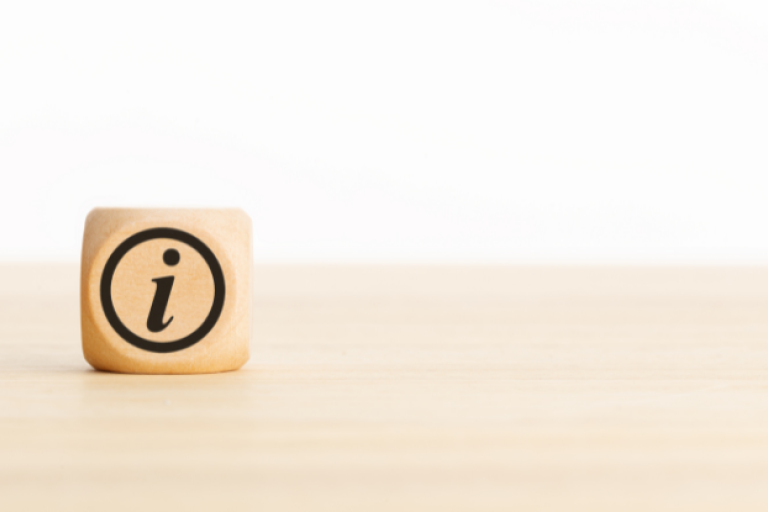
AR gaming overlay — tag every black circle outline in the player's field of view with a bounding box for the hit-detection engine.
[100,228,225,353]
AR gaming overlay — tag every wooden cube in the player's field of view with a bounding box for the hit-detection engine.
[81,208,251,374]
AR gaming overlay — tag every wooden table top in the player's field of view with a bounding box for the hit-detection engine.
[3,264,768,511]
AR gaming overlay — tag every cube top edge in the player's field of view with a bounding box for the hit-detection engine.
[85,207,251,225]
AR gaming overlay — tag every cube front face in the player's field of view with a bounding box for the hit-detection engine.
[81,208,251,374]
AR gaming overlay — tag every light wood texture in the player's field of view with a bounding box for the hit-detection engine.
[81,208,251,374]
[3,265,768,511]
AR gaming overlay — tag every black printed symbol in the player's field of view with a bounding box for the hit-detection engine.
[146,249,181,333]
[100,228,225,354]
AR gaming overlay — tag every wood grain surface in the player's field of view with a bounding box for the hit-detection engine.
[2,265,768,511]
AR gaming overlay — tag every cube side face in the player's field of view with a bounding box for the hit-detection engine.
[81,208,251,374]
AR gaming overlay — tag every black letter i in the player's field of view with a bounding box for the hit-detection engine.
[147,249,180,333]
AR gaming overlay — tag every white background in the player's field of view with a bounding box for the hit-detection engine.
[1,1,768,263]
